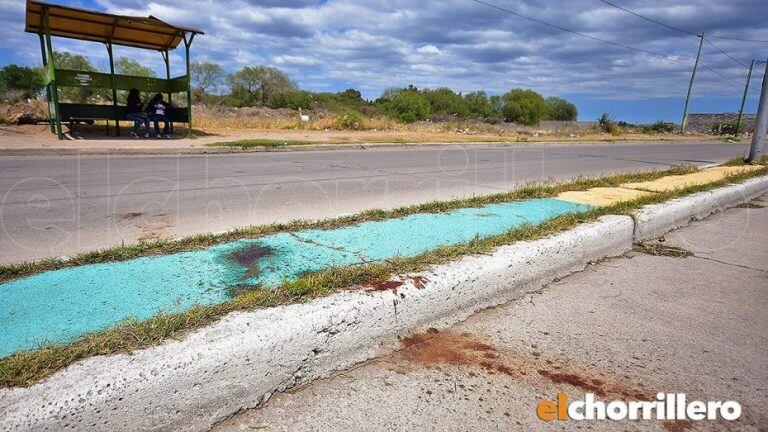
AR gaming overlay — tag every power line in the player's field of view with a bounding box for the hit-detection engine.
[704,37,751,70]
[598,0,752,72]
[597,0,768,43]
[709,35,768,44]
[597,0,698,36]
[699,63,744,85]
[468,0,745,85]
[469,0,681,60]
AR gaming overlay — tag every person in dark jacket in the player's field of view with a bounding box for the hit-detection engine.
[147,93,171,139]
[126,88,150,138]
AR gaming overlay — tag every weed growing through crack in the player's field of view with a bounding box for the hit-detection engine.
[733,201,764,209]
[632,243,694,258]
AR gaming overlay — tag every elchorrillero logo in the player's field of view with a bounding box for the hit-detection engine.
[537,392,741,422]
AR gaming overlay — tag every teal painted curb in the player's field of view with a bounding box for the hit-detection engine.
[0,198,590,358]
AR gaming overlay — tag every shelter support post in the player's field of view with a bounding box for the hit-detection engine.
[106,42,120,136]
[38,34,55,134]
[162,50,173,134]
[43,7,64,140]
[184,33,194,138]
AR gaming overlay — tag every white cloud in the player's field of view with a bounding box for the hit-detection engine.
[1,0,765,102]
[416,45,441,55]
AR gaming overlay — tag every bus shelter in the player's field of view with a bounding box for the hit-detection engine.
[25,0,204,139]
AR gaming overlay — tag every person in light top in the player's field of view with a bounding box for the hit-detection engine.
[147,93,171,139]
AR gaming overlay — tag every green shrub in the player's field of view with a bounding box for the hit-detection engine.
[709,122,738,135]
[545,96,578,121]
[598,113,620,134]
[501,89,548,125]
[312,89,369,112]
[334,108,363,130]
[227,66,296,107]
[267,90,313,110]
[0,65,45,101]
[422,87,469,118]
[379,88,431,123]
[648,121,675,133]
[463,91,502,121]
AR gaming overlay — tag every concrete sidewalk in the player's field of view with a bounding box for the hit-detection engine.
[214,195,768,432]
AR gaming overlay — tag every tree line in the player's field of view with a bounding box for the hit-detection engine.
[190,62,577,124]
[1,57,578,125]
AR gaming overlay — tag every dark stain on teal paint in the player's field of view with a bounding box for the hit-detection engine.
[227,244,274,279]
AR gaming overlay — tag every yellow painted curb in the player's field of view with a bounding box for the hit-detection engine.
[557,187,654,207]
[620,166,763,192]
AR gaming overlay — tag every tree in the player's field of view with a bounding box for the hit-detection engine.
[227,66,296,107]
[489,95,503,113]
[52,51,101,103]
[115,57,156,78]
[463,90,501,120]
[190,61,225,95]
[336,88,363,102]
[501,88,548,126]
[545,96,578,121]
[0,65,45,100]
[423,87,469,117]
[378,87,431,123]
[53,51,95,71]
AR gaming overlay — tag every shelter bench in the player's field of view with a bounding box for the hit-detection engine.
[60,103,189,136]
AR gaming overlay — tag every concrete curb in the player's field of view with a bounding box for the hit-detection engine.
[0,216,634,432]
[633,175,768,241]
[1,175,766,432]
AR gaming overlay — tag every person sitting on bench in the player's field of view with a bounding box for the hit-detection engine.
[147,93,171,139]
[126,88,150,138]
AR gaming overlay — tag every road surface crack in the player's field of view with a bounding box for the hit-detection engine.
[289,232,370,263]
[689,255,766,274]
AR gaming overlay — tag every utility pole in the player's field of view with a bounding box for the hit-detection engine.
[734,60,754,136]
[747,58,768,163]
[681,33,705,134]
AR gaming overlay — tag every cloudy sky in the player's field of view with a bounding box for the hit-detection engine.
[1,0,766,122]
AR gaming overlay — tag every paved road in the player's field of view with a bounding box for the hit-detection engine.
[0,141,749,263]
[214,195,768,432]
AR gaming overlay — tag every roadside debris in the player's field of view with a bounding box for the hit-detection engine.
[632,242,694,258]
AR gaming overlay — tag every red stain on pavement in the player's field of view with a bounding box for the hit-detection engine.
[397,329,652,401]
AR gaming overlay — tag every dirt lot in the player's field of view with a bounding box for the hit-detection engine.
[0,103,722,151]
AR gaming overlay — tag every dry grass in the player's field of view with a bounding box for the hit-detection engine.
[192,105,398,132]
[190,105,712,144]
[0,100,48,125]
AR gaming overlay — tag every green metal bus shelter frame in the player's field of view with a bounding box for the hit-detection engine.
[25,0,203,139]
